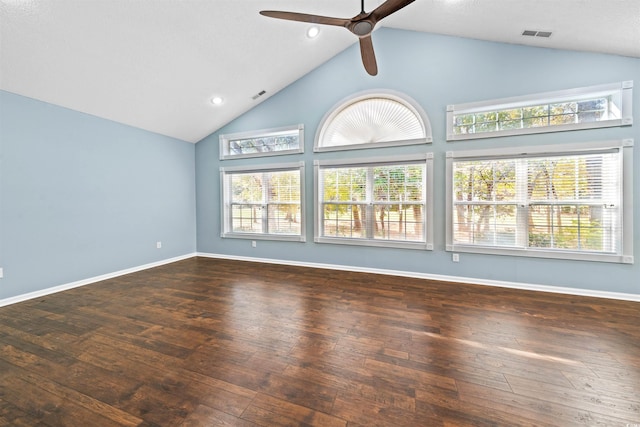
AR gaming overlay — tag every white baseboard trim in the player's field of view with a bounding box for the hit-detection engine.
[0,253,197,308]
[3,252,637,307]
[197,252,640,303]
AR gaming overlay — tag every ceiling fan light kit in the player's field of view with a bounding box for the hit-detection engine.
[260,0,416,76]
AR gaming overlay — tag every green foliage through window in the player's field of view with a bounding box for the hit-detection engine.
[453,96,614,136]
[319,163,426,243]
[452,152,620,253]
[447,82,632,141]
[225,169,302,236]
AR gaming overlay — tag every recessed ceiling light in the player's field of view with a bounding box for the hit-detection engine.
[307,26,320,39]
[211,96,224,105]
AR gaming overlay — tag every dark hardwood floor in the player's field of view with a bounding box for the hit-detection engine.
[0,257,639,426]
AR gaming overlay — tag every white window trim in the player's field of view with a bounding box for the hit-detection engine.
[447,81,633,141]
[220,161,306,242]
[314,153,434,250]
[219,124,304,160]
[314,89,433,152]
[445,139,634,264]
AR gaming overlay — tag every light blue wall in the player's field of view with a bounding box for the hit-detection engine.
[0,90,196,300]
[2,29,636,300]
[196,28,640,295]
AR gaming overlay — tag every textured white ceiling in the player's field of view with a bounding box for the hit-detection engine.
[1,0,639,143]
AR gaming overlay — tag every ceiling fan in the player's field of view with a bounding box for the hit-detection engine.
[260,0,416,76]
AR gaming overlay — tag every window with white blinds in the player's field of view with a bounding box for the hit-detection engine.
[446,140,634,263]
[315,154,433,250]
[221,162,305,241]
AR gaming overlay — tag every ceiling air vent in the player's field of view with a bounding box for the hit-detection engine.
[252,90,266,100]
[522,30,552,38]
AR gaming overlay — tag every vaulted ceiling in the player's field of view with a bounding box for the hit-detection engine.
[1,0,639,143]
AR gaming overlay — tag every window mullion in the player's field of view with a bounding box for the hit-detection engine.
[516,158,529,248]
[366,167,374,239]
[225,177,232,235]
[262,172,270,234]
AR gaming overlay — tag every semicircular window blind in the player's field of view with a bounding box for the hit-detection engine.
[317,94,429,150]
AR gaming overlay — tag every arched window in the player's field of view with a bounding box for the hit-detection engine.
[314,90,432,152]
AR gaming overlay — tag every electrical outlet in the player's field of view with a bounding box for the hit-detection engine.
[252,240,257,248]
[452,253,460,262]
[156,241,162,249]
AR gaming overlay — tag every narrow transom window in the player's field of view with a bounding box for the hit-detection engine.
[315,91,432,152]
[447,81,633,141]
[446,139,634,263]
[221,162,305,241]
[220,124,304,160]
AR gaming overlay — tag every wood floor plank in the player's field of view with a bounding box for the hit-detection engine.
[181,404,259,427]
[241,393,346,427]
[456,378,630,427]
[0,257,638,426]
[416,385,539,427]
[118,384,195,426]
[1,369,140,427]
[332,390,436,427]
[0,398,43,427]
[562,370,640,402]
[505,373,640,421]
[255,372,339,414]
[363,357,458,392]
[281,360,364,392]
[78,339,257,419]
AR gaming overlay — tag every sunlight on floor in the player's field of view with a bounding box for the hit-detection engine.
[422,332,581,366]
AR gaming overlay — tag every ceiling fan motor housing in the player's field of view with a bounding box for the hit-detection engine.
[351,20,374,36]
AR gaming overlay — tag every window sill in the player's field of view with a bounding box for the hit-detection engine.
[316,237,432,251]
[222,233,306,243]
[446,244,633,264]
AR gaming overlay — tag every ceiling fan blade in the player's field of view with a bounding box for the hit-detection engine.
[370,0,416,22]
[359,35,378,76]
[260,11,349,28]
